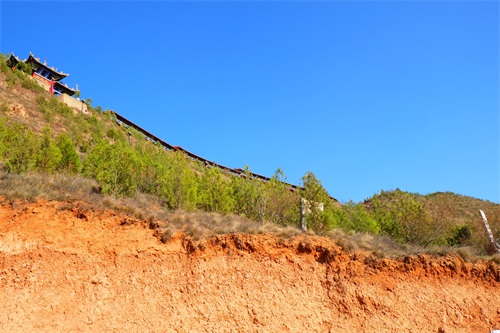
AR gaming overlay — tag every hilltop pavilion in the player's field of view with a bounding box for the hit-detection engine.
[7,52,76,96]
[6,52,87,113]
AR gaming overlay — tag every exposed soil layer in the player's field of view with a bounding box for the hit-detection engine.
[0,199,499,333]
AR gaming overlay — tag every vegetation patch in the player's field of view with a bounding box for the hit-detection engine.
[0,53,498,257]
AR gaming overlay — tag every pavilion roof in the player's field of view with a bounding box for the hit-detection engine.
[26,52,69,81]
[6,53,21,67]
[53,81,76,96]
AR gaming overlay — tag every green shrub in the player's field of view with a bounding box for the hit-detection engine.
[20,76,41,91]
[56,133,81,174]
[15,61,32,75]
[0,54,9,74]
[231,167,264,221]
[260,169,300,226]
[35,127,62,174]
[0,117,7,157]
[37,96,55,123]
[370,189,447,247]
[159,151,198,210]
[106,127,119,140]
[342,201,380,234]
[49,96,72,118]
[1,123,38,173]
[83,141,141,196]
[446,224,472,246]
[198,166,234,214]
[299,171,337,233]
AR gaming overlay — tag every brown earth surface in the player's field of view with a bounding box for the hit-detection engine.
[0,199,499,333]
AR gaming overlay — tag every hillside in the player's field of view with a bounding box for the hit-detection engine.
[1,54,500,332]
[2,64,499,249]
[1,198,499,333]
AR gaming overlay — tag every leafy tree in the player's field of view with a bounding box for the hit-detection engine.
[300,171,336,233]
[0,117,8,158]
[341,202,380,234]
[231,166,262,220]
[83,141,141,196]
[198,166,234,214]
[162,152,198,210]
[252,181,270,222]
[300,171,331,205]
[1,123,37,173]
[134,143,163,195]
[371,196,403,239]
[230,167,300,223]
[35,127,62,173]
[260,169,300,226]
[56,133,81,174]
[132,144,198,210]
[447,224,472,246]
[370,189,440,247]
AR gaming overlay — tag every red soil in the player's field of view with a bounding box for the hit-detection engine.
[0,199,499,332]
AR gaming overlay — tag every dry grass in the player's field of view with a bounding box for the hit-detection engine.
[0,166,163,216]
[155,211,302,243]
[0,166,97,203]
[325,228,493,261]
[0,167,305,242]
[1,168,497,261]
[327,229,414,258]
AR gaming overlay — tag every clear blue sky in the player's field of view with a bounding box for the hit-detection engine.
[1,1,498,203]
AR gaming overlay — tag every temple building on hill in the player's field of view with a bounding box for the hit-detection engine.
[7,52,87,113]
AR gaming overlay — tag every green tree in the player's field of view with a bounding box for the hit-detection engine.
[342,202,380,234]
[371,190,438,247]
[134,143,163,195]
[198,166,234,214]
[260,169,300,226]
[35,127,62,173]
[446,224,472,246]
[231,166,262,220]
[56,133,81,173]
[83,141,142,196]
[160,152,198,210]
[0,117,8,158]
[2,123,37,173]
[300,171,336,233]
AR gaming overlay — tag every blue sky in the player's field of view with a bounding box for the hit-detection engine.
[1,1,498,203]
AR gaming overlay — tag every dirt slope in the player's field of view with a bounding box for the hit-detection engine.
[0,199,499,333]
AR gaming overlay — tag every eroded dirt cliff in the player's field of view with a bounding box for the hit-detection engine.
[0,199,499,333]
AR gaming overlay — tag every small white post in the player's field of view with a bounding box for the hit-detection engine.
[479,210,500,253]
[300,198,324,232]
[300,198,308,231]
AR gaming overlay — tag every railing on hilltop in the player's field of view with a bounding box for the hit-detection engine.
[110,111,338,203]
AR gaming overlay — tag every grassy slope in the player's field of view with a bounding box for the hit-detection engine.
[1,69,499,259]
